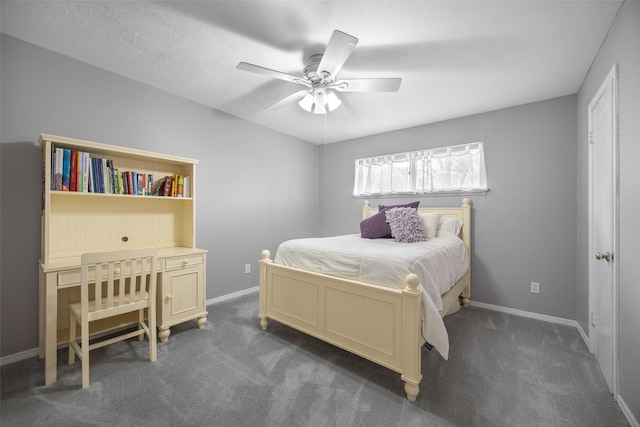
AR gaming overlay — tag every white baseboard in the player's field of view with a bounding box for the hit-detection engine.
[576,322,592,352]
[469,300,580,327]
[617,394,640,427]
[206,286,258,306]
[0,347,40,366]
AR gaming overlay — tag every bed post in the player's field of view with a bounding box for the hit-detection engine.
[362,200,371,219]
[258,250,272,331]
[401,273,423,402]
[461,198,472,307]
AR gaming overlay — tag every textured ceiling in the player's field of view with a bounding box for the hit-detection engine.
[0,1,624,144]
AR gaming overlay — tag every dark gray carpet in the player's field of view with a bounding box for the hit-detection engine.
[1,291,629,426]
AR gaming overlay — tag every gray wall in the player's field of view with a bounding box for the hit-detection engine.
[576,1,640,420]
[0,34,320,357]
[319,96,578,320]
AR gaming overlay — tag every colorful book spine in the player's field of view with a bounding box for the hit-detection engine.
[81,152,90,192]
[126,171,134,195]
[176,175,184,197]
[50,147,182,197]
[61,149,71,191]
[53,147,64,191]
[116,168,124,194]
[69,151,77,192]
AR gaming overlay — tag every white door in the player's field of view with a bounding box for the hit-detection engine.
[588,64,618,395]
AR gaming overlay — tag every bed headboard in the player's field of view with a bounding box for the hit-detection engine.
[362,198,472,253]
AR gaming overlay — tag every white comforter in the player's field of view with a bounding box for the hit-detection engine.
[273,233,470,360]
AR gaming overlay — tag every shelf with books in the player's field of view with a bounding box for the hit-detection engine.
[40,133,198,264]
[50,146,192,197]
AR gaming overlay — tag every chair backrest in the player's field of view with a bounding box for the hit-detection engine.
[80,248,157,316]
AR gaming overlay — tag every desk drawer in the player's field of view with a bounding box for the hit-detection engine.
[57,259,160,288]
[165,254,205,271]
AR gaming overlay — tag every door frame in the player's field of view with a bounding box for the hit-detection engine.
[587,63,619,396]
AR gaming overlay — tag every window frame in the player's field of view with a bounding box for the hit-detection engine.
[352,142,488,198]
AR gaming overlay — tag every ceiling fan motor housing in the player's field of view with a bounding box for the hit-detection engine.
[303,54,331,83]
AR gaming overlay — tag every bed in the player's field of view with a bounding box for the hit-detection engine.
[258,198,471,401]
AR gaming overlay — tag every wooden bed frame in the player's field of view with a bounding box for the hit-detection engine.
[258,198,471,401]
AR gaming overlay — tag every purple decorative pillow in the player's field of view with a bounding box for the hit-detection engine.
[361,201,421,239]
[385,207,426,243]
[360,210,392,239]
[378,201,420,212]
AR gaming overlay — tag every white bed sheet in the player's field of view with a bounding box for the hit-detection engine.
[273,233,470,360]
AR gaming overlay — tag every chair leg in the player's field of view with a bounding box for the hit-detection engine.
[81,318,90,389]
[138,309,144,342]
[69,313,76,365]
[148,309,157,362]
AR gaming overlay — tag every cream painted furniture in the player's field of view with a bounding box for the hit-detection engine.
[259,199,471,402]
[69,248,158,388]
[39,134,207,385]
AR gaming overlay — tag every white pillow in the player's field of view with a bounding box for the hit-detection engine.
[418,212,441,239]
[437,216,463,237]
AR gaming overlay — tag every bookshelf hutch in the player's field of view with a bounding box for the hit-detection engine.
[38,133,207,384]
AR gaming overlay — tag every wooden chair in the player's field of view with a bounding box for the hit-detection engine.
[69,248,158,388]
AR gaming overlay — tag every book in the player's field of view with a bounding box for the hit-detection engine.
[176,175,184,197]
[69,151,77,192]
[92,157,104,193]
[61,149,71,191]
[152,176,166,196]
[81,152,90,192]
[163,175,173,197]
[101,158,109,194]
[126,171,134,195]
[183,176,190,198]
[77,151,83,192]
[116,168,124,194]
[53,147,64,191]
[132,171,138,195]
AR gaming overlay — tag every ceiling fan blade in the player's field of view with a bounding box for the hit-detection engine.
[333,78,402,92]
[317,30,359,78]
[237,62,310,86]
[265,90,309,110]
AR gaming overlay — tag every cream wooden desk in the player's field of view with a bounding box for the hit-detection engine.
[38,133,207,385]
[39,247,207,385]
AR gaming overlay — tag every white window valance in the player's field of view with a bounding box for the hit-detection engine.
[353,142,487,196]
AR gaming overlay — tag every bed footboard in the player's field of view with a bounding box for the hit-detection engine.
[259,250,424,401]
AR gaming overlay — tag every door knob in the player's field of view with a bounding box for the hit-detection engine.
[595,251,611,262]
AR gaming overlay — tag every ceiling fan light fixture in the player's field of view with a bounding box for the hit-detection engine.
[313,90,328,114]
[298,93,314,112]
[326,91,342,111]
[298,88,341,114]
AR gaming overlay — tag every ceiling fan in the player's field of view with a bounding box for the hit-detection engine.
[237,30,402,114]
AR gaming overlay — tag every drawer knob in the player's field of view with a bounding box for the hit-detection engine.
[182,259,189,266]
[166,294,173,300]
[114,268,121,276]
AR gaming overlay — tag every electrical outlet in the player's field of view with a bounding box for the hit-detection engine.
[531,282,540,294]
[245,264,251,274]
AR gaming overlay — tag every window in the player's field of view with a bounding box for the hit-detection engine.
[353,142,487,196]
